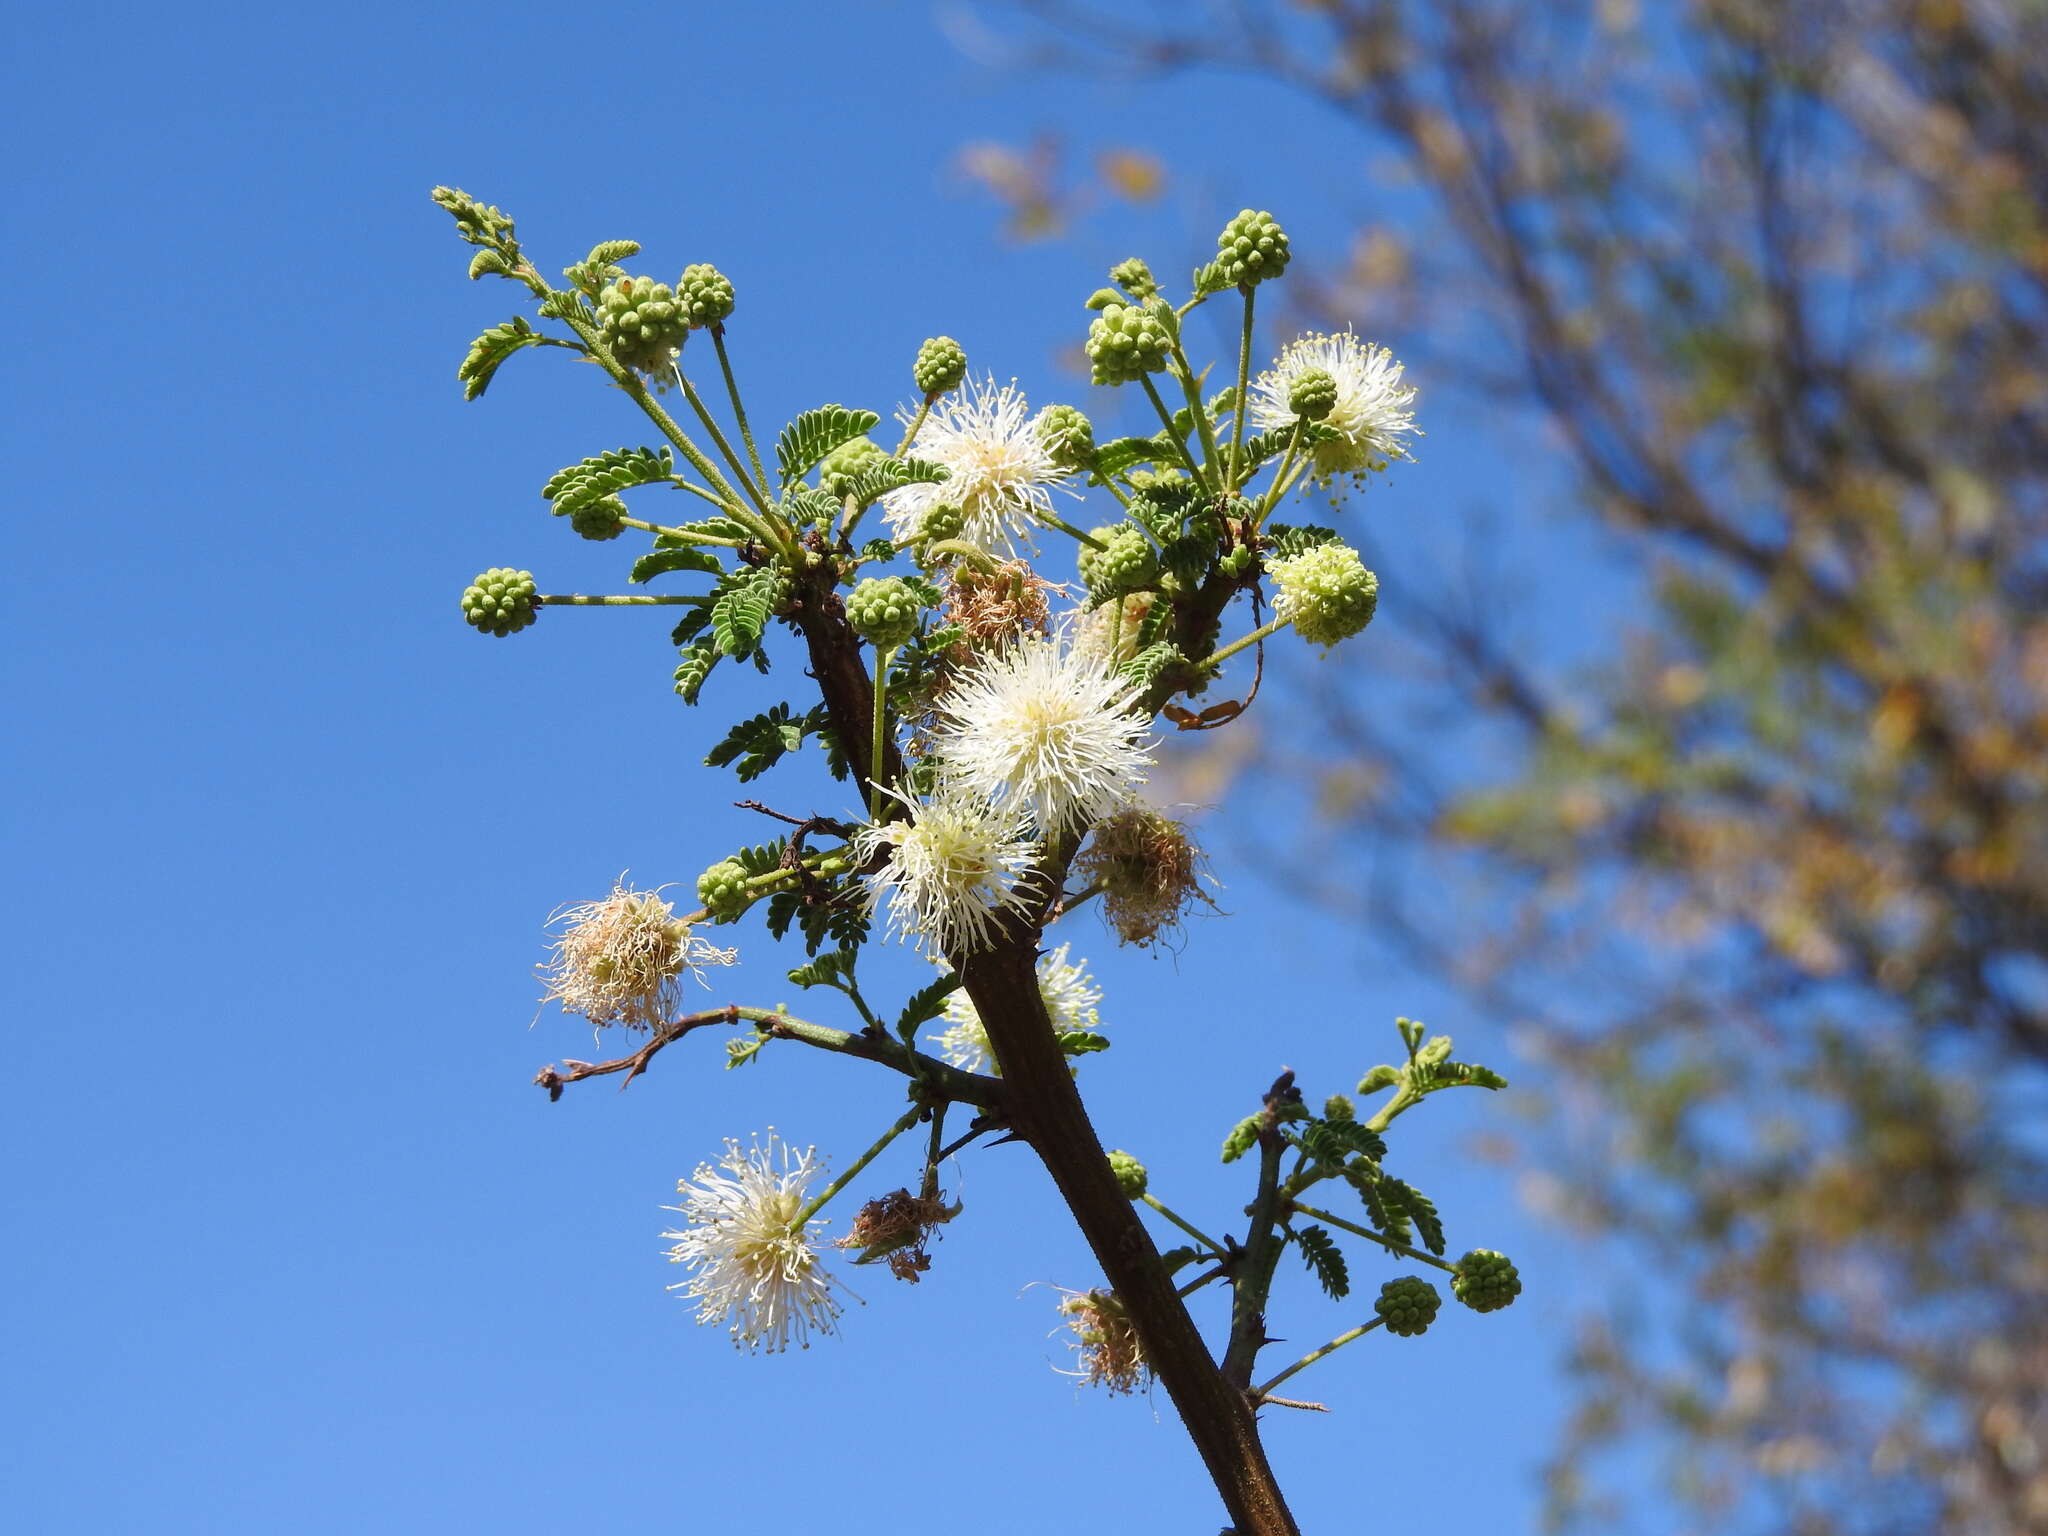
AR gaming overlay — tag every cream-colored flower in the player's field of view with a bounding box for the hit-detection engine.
[882,375,1073,551]
[538,878,735,1031]
[856,786,1040,958]
[662,1132,842,1353]
[1249,330,1419,480]
[928,942,1103,1074]
[929,632,1154,834]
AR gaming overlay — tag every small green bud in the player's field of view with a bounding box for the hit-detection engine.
[1106,1150,1149,1199]
[696,859,753,922]
[597,276,689,373]
[1358,1064,1402,1094]
[1287,367,1339,422]
[460,568,539,637]
[1084,287,1126,311]
[846,575,923,651]
[1451,1250,1522,1314]
[1086,303,1172,386]
[915,501,966,547]
[1221,1113,1263,1163]
[1109,257,1158,299]
[819,437,887,500]
[677,263,735,327]
[1269,542,1379,649]
[1077,524,1159,600]
[1374,1276,1441,1337]
[1215,209,1292,288]
[1323,1093,1355,1123]
[569,495,627,541]
[1034,404,1096,471]
[912,335,968,395]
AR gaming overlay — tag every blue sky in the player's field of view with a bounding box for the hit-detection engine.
[5,4,1578,1531]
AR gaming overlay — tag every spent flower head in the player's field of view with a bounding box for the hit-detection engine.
[928,942,1103,1073]
[883,375,1072,551]
[1250,330,1419,482]
[930,631,1154,834]
[662,1132,842,1353]
[539,879,736,1030]
[856,786,1041,958]
[1076,809,1217,948]
[1056,1288,1150,1394]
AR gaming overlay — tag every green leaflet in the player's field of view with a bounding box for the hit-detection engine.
[1058,1030,1112,1056]
[703,703,828,782]
[1119,641,1184,694]
[838,456,951,512]
[672,639,719,705]
[711,567,785,658]
[630,546,722,583]
[787,948,858,991]
[1265,523,1341,560]
[775,405,881,486]
[1093,434,1170,478]
[1296,1225,1351,1300]
[1221,1113,1264,1163]
[896,973,964,1034]
[458,317,552,401]
[543,446,677,514]
[1384,1177,1445,1255]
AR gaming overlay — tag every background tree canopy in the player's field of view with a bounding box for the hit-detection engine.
[971,2,2048,1531]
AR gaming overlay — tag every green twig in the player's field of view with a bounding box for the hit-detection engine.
[537,593,695,607]
[793,1104,925,1228]
[1254,1319,1384,1399]
[710,326,769,494]
[1140,374,1212,491]
[1286,1201,1458,1274]
[1141,1193,1229,1256]
[894,394,936,459]
[1199,615,1292,672]
[1228,286,1256,489]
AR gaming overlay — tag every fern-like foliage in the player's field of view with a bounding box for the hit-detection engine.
[703,703,829,782]
[631,546,722,584]
[1093,434,1170,479]
[1221,1114,1264,1163]
[1297,1117,1388,1169]
[895,973,963,1034]
[1058,1030,1112,1056]
[730,838,790,878]
[838,456,951,511]
[710,567,786,658]
[1383,1177,1445,1255]
[1265,523,1342,561]
[672,639,719,705]
[1348,1166,1414,1244]
[775,405,880,486]
[543,446,676,514]
[1296,1225,1351,1300]
[458,317,567,401]
[787,948,858,991]
[1119,641,1185,694]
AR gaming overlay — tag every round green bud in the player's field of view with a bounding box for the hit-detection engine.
[1034,404,1096,471]
[1451,1250,1522,1314]
[1086,303,1171,386]
[696,859,753,922]
[460,568,539,637]
[819,436,887,501]
[1106,1150,1149,1199]
[569,495,627,541]
[1126,468,1188,497]
[915,501,966,547]
[1374,1276,1441,1337]
[1215,208,1291,288]
[1287,367,1339,423]
[677,263,735,327]
[913,335,968,395]
[1269,542,1379,649]
[846,575,924,651]
[1078,524,1159,600]
[597,276,689,373]
[1109,257,1158,299]
[1322,1093,1355,1123]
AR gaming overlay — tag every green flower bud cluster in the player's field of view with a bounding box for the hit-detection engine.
[1215,209,1291,287]
[597,276,689,373]
[1106,1150,1149,1199]
[1288,367,1339,423]
[1451,1250,1521,1314]
[1109,257,1158,299]
[1087,303,1171,386]
[915,501,966,547]
[570,495,627,541]
[696,859,753,922]
[1323,1093,1355,1122]
[819,437,887,500]
[913,335,968,395]
[677,263,735,327]
[1079,524,1160,601]
[1034,404,1096,471]
[461,568,539,637]
[846,575,924,651]
[1270,542,1380,649]
[1374,1276,1441,1337]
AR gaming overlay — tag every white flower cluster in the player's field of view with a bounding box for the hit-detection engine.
[883,375,1074,551]
[928,942,1104,1074]
[1249,329,1418,479]
[662,1133,842,1353]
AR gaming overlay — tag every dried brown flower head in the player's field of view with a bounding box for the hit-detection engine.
[944,560,1053,655]
[836,1187,958,1283]
[1076,809,1217,948]
[538,879,736,1030]
[1057,1287,1149,1394]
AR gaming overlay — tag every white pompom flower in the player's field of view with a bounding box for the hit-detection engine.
[928,942,1105,1074]
[856,785,1041,958]
[662,1132,843,1354]
[882,375,1074,551]
[929,631,1155,834]
[1249,330,1419,480]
